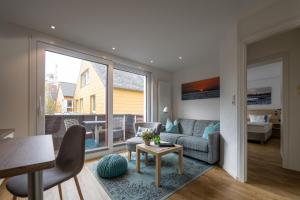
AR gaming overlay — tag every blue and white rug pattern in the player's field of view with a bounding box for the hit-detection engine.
[89,153,213,200]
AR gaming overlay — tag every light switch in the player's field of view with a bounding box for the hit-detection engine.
[298,85,300,95]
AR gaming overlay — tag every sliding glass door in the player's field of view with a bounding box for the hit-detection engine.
[43,50,108,152]
[37,44,150,155]
[112,69,147,145]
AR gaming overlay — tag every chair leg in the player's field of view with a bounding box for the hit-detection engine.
[74,176,84,200]
[128,151,131,161]
[58,184,63,200]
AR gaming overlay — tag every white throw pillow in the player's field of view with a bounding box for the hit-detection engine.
[249,114,265,123]
[136,127,155,137]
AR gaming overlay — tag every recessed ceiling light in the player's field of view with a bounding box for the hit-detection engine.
[112,47,116,50]
[178,56,183,60]
[150,60,154,63]
[50,25,56,30]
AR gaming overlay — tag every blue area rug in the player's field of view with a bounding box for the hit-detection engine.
[89,153,213,200]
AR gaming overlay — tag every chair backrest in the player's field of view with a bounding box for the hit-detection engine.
[64,119,79,130]
[134,122,162,135]
[56,125,86,174]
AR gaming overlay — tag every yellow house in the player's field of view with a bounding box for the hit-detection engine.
[73,61,145,115]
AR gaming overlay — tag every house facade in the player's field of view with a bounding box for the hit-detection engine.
[73,60,145,115]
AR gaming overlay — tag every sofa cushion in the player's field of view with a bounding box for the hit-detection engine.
[178,119,195,135]
[177,136,208,152]
[160,132,186,144]
[192,120,215,137]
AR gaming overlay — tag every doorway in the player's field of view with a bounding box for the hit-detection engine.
[241,27,300,198]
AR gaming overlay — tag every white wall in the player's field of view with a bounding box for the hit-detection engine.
[172,64,220,121]
[247,61,282,110]
[0,21,172,138]
[247,27,300,172]
[219,18,239,178]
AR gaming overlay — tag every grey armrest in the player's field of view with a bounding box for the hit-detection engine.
[207,132,220,164]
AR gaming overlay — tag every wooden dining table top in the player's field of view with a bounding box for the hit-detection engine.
[0,135,55,178]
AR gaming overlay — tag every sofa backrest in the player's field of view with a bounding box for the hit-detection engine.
[178,119,219,137]
[193,120,219,137]
[178,119,195,135]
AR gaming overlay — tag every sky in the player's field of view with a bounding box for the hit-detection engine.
[45,51,81,83]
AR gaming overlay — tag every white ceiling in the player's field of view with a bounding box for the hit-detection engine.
[0,0,278,71]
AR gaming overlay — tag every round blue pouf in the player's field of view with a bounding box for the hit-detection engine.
[97,154,128,178]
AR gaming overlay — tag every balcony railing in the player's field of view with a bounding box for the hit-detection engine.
[45,114,144,151]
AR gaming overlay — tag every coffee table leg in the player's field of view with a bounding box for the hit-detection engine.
[155,155,161,187]
[136,148,141,172]
[28,171,43,200]
[178,149,183,175]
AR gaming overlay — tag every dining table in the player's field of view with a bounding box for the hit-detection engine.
[0,135,55,200]
[82,120,106,145]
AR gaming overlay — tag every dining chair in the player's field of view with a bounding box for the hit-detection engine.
[6,125,86,200]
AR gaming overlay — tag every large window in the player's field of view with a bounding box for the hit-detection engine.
[41,46,149,155]
[112,69,147,145]
[44,51,108,152]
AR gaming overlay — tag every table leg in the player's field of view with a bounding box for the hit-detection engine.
[136,148,141,172]
[28,171,43,200]
[155,155,161,187]
[178,148,183,175]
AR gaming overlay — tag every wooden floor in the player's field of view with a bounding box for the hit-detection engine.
[1,138,300,200]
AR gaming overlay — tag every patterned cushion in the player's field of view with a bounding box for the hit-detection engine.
[193,120,218,137]
[178,119,195,135]
[177,136,208,152]
[97,154,128,178]
[160,132,186,144]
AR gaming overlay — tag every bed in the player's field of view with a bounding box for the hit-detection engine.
[247,121,273,144]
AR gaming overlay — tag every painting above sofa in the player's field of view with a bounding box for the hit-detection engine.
[181,77,220,100]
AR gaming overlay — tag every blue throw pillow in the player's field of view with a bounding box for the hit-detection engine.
[165,119,178,133]
[202,122,220,140]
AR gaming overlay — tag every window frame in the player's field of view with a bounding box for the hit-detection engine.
[36,42,151,159]
[80,69,89,87]
[90,95,96,113]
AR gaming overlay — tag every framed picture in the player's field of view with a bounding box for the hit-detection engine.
[247,87,272,105]
[181,77,220,100]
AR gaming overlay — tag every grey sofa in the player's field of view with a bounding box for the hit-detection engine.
[160,119,220,164]
[126,122,162,161]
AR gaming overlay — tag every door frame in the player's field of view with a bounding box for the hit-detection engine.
[237,19,300,182]
[36,42,113,158]
[33,40,152,159]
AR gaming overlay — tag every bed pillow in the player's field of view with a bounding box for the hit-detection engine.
[264,114,272,123]
[136,127,155,137]
[249,115,265,123]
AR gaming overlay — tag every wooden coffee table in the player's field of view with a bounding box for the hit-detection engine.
[136,142,183,187]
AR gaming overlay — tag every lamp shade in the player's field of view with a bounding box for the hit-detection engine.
[163,106,168,113]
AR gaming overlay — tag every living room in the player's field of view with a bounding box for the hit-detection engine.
[1,1,300,200]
